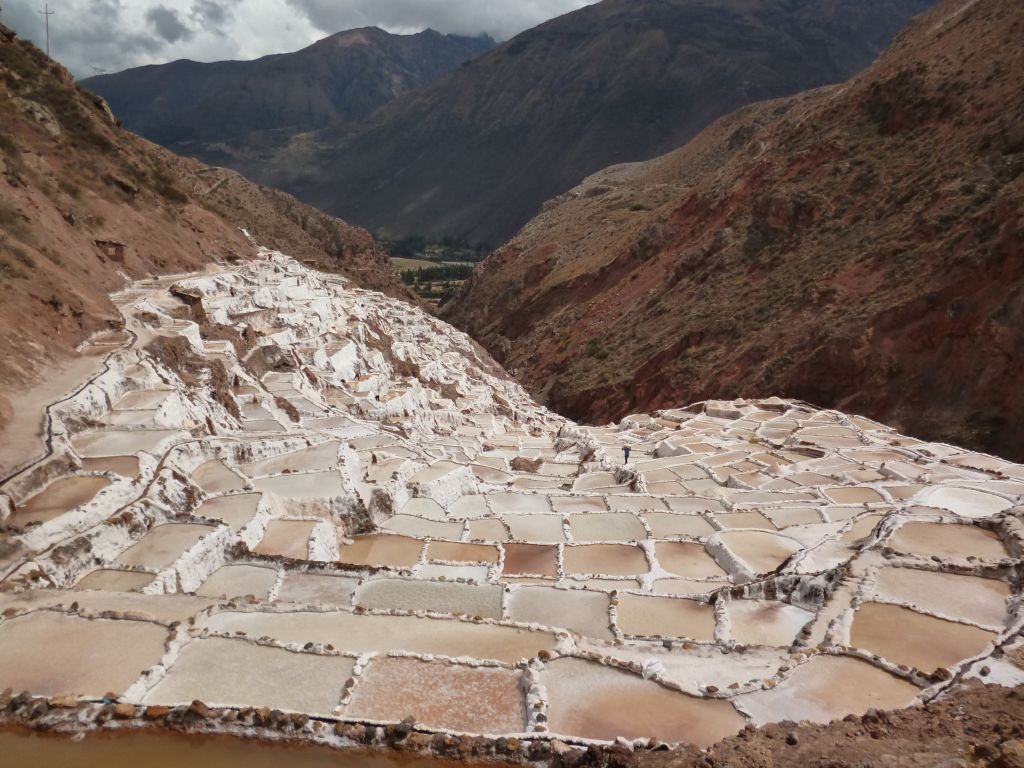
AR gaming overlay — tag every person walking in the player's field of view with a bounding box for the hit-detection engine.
[623,445,631,464]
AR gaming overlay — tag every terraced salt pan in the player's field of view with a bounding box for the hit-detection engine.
[607,495,668,512]
[570,577,639,591]
[725,600,814,646]
[563,544,649,576]
[17,475,111,524]
[0,590,217,625]
[507,586,612,639]
[0,612,169,696]
[616,594,716,640]
[503,514,565,543]
[655,541,728,578]
[112,389,172,410]
[366,458,408,483]
[543,658,744,746]
[337,534,423,568]
[194,493,262,532]
[573,472,617,491]
[468,518,509,542]
[511,476,564,490]
[822,486,886,504]
[408,460,463,484]
[569,513,647,542]
[240,442,341,477]
[738,655,920,725]
[115,523,217,569]
[447,495,490,519]
[887,521,1008,561]
[80,455,140,477]
[74,569,156,592]
[204,610,555,663]
[253,471,348,498]
[192,460,246,494]
[501,543,559,577]
[71,429,184,457]
[354,578,503,618]
[417,563,492,581]
[654,578,732,597]
[253,520,316,559]
[841,513,884,543]
[872,567,1010,627]
[714,511,776,530]
[382,515,463,539]
[142,637,352,715]
[8,255,1024,747]
[275,573,360,605]
[197,564,279,599]
[643,512,715,538]
[426,541,499,563]
[345,657,525,734]
[912,486,1013,518]
[488,493,550,514]
[850,602,997,673]
[551,497,607,515]
[884,484,922,500]
[399,498,448,521]
[104,409,165,428]
[717,530,801,575]
[664,497,724,513]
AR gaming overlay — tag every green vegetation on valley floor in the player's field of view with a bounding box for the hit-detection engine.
[381,235,485,304]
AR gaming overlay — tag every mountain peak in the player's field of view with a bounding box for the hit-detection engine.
[81,27,496,151]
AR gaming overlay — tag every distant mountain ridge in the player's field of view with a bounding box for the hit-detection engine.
[250,0,935,246]
[81,27,494,160]
[443,0,1024,459]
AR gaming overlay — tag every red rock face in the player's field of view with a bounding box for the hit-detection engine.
[444,0,1024,460]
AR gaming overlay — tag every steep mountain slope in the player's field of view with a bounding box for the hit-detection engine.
[444,0,1024,459]
[0,24,408,440]
[260,0,933,246]
[81,28,493,167]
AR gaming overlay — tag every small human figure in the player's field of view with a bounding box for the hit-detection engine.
[623,445,631,464]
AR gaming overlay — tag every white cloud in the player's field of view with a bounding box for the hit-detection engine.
[286,0,600,39]
[0,0,599,78]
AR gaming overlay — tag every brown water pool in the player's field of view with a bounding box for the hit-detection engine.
[0,728,469,768]
[17,476,111,524]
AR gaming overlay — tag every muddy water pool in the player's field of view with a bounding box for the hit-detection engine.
[17,476,111,524]
[0,728,469,768]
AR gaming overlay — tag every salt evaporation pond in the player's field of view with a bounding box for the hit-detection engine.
[3,253,1023,753]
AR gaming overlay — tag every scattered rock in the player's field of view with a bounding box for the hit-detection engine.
[1000,739,1024,768]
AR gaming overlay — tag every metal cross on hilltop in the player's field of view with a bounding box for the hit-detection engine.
[39,3,54,58]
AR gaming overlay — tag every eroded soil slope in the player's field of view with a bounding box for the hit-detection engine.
[445,0,1024,460]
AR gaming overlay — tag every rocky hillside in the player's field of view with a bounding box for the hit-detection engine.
[0,23,408,396]
[256,0,933,246]
[81,28,494,169]
[444,0,1024,460]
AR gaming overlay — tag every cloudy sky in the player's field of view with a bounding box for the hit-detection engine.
[2,0,600,78]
